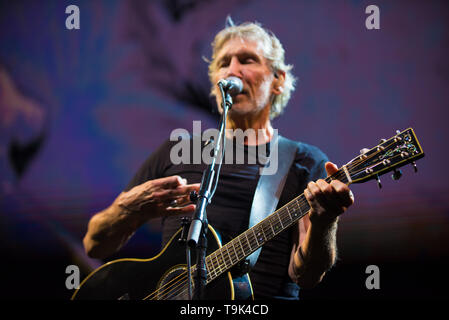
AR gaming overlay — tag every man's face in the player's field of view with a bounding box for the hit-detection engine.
[211,37,276,118]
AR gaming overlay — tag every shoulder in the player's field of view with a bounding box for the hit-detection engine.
[297,142,328,164]
[279,136,328,163]
[280,136,328,180]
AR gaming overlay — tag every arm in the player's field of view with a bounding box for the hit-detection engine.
[83,175,200,259]
[288,162,354,288]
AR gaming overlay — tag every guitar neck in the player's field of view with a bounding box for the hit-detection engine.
[197,128,424,286]
[204,168,351,283]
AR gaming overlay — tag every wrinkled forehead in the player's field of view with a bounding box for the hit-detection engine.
[216,37,263,58]
[213,36,271,68]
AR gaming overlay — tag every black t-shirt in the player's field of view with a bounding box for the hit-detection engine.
[125,135,328,299]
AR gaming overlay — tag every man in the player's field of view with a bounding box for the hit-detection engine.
[83,21,354,299]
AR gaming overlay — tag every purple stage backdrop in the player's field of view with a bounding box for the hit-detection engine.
[0,0,448,300]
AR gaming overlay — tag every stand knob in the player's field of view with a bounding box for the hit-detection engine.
[190,191,199,202]
[391,169,402,180]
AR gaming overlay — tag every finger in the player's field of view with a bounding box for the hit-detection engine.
[166,204,196,215]
[325,161,339,177]
[152,183,201,201]
[177,183,200,196]
[304,188,314,204]
[149,175,186,190]
[165,194,192,208]
[305,181,327,209]
[315,179,345,214]
[330,180,355,207]
[309,180,331,205]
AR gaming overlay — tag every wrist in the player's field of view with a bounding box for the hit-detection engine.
[111,196,146,229]
[310,215,339,231]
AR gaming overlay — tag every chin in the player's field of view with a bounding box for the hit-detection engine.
[228,103,252,115]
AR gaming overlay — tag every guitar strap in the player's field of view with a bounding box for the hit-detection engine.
[246,133,298,270]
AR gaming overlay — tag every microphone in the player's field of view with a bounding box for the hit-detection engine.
[217,76,243,96]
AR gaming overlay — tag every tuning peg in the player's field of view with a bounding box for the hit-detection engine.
[360,148,369,154]
[391,169,402,180]
[379,138,387,144]
[376,175,382,189]
[411,161,418,173]
[396,130,401,134]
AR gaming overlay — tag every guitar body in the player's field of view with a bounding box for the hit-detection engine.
[72,225,253,300]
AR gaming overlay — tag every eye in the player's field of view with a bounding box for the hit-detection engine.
[217,58,230,68]
[242,57,255,64]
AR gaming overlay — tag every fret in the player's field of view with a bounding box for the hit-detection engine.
[206,257,216,280]
[289,202,299,219]
[276,212,284,228]
[272,215,282,234]
[220,249,228,269]
[295,197,304,216]
[244,231,253,252]
[262,219,274,239]
[225,246,234,265]
[268,216,276,235]
[257,224,267,244]
[213,252,222,273]
[224,246,234,266]
[282,207,293,226]
[237,235,245,257]
[252,228,260,247]
[301,196,310,215]
[281,212,293,229]
[230,240,239,262]
[243,231,252,252]
[286,205,292,220]
[206,258,217,278]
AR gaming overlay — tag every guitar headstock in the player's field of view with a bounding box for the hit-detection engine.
[346,128,424,185]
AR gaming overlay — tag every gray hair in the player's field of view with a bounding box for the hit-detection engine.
[208,18,297,119]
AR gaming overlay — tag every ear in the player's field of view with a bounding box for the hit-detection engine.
[272,70,286,96]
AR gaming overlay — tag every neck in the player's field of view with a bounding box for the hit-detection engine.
[225,107,273,146]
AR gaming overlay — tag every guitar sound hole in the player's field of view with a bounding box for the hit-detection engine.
[156,265,191,300]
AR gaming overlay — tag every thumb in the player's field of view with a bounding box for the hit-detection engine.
[325,161,339,177]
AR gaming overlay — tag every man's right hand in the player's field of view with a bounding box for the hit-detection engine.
[115,175,201,221]
[83,175,200,259]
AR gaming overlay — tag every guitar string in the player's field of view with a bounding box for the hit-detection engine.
[143,170,352,299]
[142,142,407,299]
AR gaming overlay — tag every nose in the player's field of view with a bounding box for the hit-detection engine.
[225,56,243,78]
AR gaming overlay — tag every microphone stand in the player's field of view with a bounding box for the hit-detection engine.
[186,85,233,300]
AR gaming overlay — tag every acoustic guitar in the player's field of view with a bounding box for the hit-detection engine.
[72,128,424,300]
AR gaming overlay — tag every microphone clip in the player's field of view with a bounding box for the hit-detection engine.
[217,77,243,110]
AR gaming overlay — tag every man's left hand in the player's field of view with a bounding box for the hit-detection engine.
[304,162,354,227]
